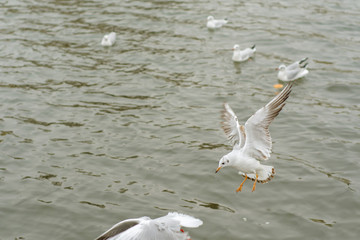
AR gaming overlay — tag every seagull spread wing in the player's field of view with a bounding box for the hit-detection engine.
[95,218,143,240]
[97,218,182,240]
[117,219,183,240]
[241,83,293,161]
[221,103,246,149]
[156,212,203,228]
[95,213,202,240]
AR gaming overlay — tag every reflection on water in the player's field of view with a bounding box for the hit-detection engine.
[309,218,335,228]
[181,198,235,213]
[80,201,105,209]
[1,0,360,239]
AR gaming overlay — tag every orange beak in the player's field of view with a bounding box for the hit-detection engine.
[215,166,222,173]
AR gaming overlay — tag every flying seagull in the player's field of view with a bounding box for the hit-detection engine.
[216,83,293,192]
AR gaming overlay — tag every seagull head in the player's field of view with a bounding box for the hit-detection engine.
[215,156,231,173]
[276,64,286,71]
[207,16,214,21]
[232,44,240,51]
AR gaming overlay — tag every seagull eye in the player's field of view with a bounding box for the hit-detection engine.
[227,160,229,163]
[222,162,225,165]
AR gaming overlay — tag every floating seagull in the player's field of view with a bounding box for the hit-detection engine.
[101,32,116,46]
[206,16,228,29]
[232,44,256,62]
[95,212,203,240]
[276,57,309,81]
[215,83,293,192]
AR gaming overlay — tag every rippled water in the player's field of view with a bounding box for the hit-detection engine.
[1,0,360,239]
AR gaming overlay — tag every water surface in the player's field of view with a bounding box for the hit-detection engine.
[1,0,360,239]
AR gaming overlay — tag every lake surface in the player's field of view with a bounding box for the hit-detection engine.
[1,0,360,239]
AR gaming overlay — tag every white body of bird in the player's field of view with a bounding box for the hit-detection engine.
[216,84,293,192]
[95,212,203,240]
[232,44,256,62]
[101,32,116,46]
[277,57,309,81]
[206,16,228,29]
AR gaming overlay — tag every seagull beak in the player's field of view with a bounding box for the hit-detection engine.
[215,166,222,173]
[275,67,279,70]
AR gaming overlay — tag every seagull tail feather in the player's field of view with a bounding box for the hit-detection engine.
[243,165,275,183]
[301,62,308,69]
[299,57,309,65]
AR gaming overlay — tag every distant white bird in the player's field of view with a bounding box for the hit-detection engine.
[276,58,309,81]
[101,32,116,46]
[95,212,203,240]
[206,16,228,29]
[232,44,256,62]
[216,83,293,192]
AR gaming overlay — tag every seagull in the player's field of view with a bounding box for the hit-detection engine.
[95,212,203,240]
[276,57,309,81]
[206,16,228,29]
[101,32,116,46]
[215,83,293,192]
[232,44,256,62]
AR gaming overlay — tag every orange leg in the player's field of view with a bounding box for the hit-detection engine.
[236,174,248,192]
[252,173,259,192]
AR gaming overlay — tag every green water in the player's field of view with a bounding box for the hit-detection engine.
[1,0,359,239]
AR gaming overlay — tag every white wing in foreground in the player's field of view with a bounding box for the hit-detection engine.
[95,218,144,240]
[95,212,203,240]
[157,212,203,228]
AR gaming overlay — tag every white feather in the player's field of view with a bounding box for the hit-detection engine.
[221,103,246,149]
[95,212,202,240]
[164,212,203,228]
